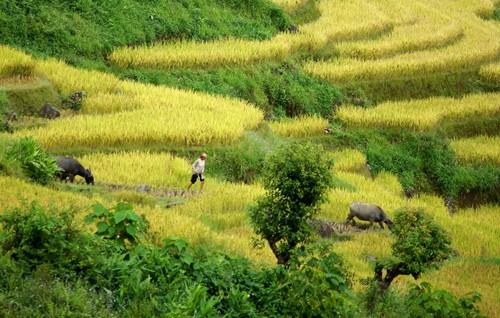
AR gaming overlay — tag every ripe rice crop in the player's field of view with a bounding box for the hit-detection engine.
[270,0,307,12]
[451,135,500,165]
[37,59,122,96]
[304,0,500,83]
[80,151,189,188]
[336,93,500,132]
[479,61,500,84]
[109,0,392,69]
[331,149,368,174]
[110,37,294,70]
[0,46,36,78]
[0,175,107,219]
[336,4,463,60]
[268,116,328,138]
[17,102,262,148]
[19,59,264,148]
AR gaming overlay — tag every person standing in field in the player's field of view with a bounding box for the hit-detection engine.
[187,153,207,192]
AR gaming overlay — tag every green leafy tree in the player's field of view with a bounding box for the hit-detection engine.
[374,208,454,293]
[250,142,334,265]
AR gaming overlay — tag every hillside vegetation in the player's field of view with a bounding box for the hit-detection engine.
[0,0,499,316]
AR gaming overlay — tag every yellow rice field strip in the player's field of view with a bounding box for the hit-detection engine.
[336,93,500,132]
[109,0,391,69]
[304,0,500,83]
[423,259,499,318]
[336,1,464,59]
[270,0,308,12]
[0,175,107,223]
[451,135,500,165]
[17,59,264,148]
[80,151,190,188]
[0,45,35,78]
[331,148,368,174]
[479,61,500,84]
[268,115,328,138]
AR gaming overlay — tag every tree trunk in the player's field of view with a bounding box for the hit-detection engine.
[374,263,404,293]
[267,239,289,265]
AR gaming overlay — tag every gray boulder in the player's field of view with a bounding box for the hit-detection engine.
[39,103,60,119]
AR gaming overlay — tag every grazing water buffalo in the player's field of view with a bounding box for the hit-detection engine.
[346,202,393,230]
[55,156,94,185]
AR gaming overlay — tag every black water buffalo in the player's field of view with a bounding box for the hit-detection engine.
[346,202,393,230]
[55,156,94,185]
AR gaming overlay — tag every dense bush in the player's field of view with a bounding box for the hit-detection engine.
[0,202,103,274]
[4,137,60,185]
[407,282,484,318]
[0,0,290,64]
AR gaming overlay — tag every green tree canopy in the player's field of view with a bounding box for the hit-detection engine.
[375,208,454,293]
[250,142,334,265]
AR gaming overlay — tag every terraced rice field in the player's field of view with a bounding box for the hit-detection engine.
[1,0,498,315]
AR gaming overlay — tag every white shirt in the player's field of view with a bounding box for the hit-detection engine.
[192,158,205,175]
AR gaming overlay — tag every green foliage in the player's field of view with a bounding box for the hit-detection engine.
[372,208,453,296]
[250,142,334,264]
[84,202,146,247]
[282,243,356,317]
[0,262,114,317]
[0,0,290,64]
[209,129,277,183]
[116,62,342,119]
[390,208,453,275]
[4,136,60,185]
[262,63,342,118]
[0,90,10,116]
[366,132,462,198]
[0,202,99,273]
[407,282,484,318]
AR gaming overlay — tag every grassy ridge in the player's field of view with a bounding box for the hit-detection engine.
[0,0,290,65]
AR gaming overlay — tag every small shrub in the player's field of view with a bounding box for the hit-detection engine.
[0,202,97,273]
[3,136,60,185]
[280,243,356,317]
[84,202,146,247]
[407,282,484,318]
